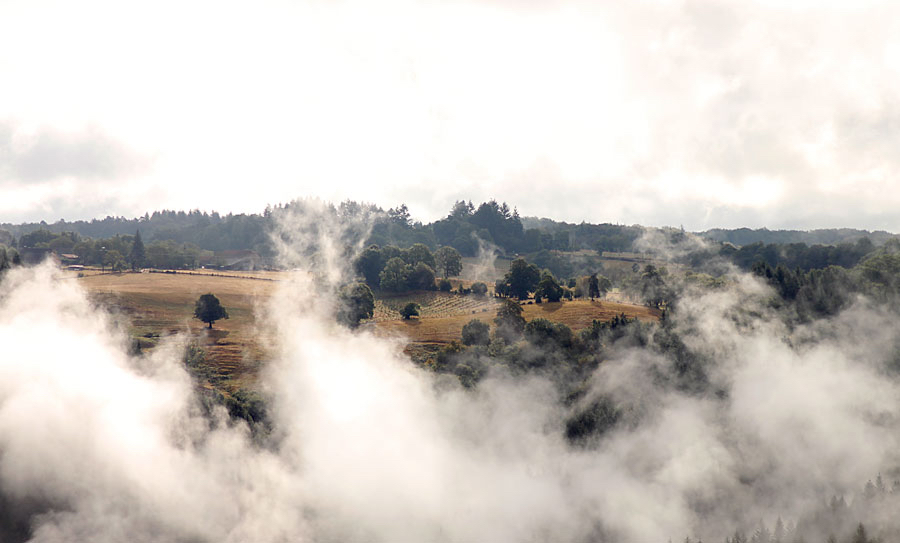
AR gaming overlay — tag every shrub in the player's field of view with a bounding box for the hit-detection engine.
[524,317,574,349]
[400,302,420,320]
[470,282,488,296]
[461,319,490,346]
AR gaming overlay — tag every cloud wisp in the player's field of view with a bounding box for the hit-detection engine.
[2,208,900,541]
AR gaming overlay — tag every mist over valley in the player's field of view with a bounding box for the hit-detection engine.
[4,1,900,540]
[1,201,900,542]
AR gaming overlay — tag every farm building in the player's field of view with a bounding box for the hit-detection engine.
[59,253,80,265]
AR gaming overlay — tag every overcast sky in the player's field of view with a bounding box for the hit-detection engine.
[1,0,899,231]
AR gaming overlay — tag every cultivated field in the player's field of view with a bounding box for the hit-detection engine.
[373,291,498,321]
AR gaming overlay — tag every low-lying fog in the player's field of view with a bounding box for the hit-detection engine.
[2,207,899,543]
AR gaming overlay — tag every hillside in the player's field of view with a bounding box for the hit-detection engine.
[75,269,658,392]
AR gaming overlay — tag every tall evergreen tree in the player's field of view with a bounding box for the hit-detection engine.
[129,230,146,270]
[588,273,600,300]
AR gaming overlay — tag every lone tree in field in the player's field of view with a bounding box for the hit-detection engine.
[194,293,229,329]
[435,246,463,278]
[400,302,420,320]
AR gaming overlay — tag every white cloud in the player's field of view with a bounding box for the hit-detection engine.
[1,0,899,230]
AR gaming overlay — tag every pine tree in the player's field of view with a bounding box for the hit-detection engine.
[588,273,600,300]
[129,229,146,270]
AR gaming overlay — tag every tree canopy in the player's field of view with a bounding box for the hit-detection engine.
[129,230,145,270]
[338,283,375,327]
[534,272,563,303]
[400,302,420,320]
[461,319,491,346]
[379,257,411,292]
[434,246,463,278]
[501,258,541,299]
[493,299,526,341]
[194,293,229,328]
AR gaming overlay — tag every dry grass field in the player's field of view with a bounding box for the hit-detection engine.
[76,271,659,389]
[373,299,660,345]
[78,271,277,391]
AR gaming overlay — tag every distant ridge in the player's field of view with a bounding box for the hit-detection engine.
[699,227,898,247]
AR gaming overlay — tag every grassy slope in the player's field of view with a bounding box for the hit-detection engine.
[78,271,275,391]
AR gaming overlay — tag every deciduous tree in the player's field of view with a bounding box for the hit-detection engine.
[194,293,229,329]
[493,299,525,340]
[461,319,490,346]
[435,246,463,278]
[470,282,488,296]
[407,262,436,290]
[338,283,375,327]
[405,243,435,268]
[534,272,563,303]
[502,258,540,299]
[379,257,411,292]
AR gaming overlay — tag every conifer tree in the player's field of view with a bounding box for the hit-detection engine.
[129,229,146,270]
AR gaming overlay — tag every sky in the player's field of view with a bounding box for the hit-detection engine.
[1,0,899,231]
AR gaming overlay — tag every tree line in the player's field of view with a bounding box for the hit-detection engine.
[748,242,900,321]
[0,199,647,262]
[354,243,463,292]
